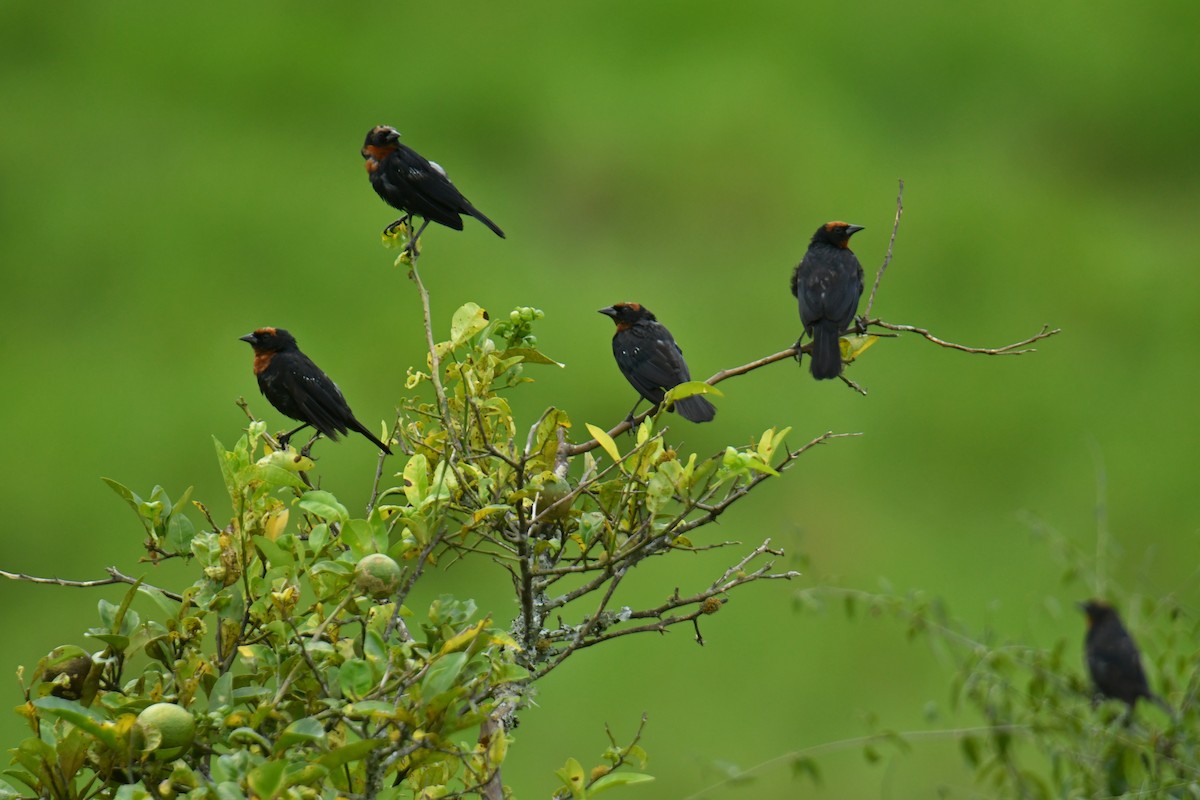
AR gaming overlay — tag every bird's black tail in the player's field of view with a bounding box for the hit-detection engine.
[674,395,716,423]
[350,419,393,455]
[809,320,844,380]
[468,205,505,239]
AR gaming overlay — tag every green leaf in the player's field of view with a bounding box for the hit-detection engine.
[840,333,879,362]
[663,381,723,404]
[422,652,468,697]
[585,423,622,466]
[500,347,564,367]
[298,491,349,524]
[338,659,376,699]
[113,785,154,800]
[247,759,287,800]
[450,302,490,346]
[274,717,327,752]
[341,518,385,558]
[403,454,429,506]
[101,478,144,520]
[84,633,130,651]
[208,671,234,710]
[33,697,118,747]
[244,462,309,491]
[318,738,385,770]
[555,757,587,798]
[253,536,293,569]
[590,772,655,795]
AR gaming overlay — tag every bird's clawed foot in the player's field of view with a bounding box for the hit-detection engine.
[383,215,412,237]
[300,432,324,459]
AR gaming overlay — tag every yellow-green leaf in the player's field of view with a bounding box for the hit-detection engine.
[840,334,879,361]
[450,302,490,346]
[585,424,622,466]
[664,381,723,404]
[439,618,489,656]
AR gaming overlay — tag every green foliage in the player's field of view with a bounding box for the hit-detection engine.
[8,297,806,799]
[778,529,1200,799]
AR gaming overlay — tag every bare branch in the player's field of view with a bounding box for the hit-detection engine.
[0,566,183,602]
[409,259,453,432]
[863,178,905,318]
[866,320,1061,355]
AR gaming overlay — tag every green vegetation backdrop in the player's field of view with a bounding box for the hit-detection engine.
[1,2,1197,796]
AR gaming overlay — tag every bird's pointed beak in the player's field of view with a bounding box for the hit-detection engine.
[597,306,618,318]
[239,333,257,344]
[1076,600,1089,612]
[847,224,865,235]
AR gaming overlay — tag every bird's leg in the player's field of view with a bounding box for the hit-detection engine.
[278,423,311,450]
[407,218,432,259]
[623,398,644,430]
[299,431,324,458]
[792,335,806,364]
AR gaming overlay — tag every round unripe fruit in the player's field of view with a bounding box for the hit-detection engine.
[136,703,195,760]
[532,473,571,522]
[354,553,402,599]
[42,646,91,700]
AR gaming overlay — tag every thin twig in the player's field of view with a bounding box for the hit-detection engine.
[866,320,1061,355]
[705,348,800,386]
[863,178,904,318]
[0,567,184,602]
[409,259,452,427]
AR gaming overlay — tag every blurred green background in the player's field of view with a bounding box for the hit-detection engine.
[2,1,1198,796]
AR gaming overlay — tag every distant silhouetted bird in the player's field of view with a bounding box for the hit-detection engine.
[361,125,504,248]
[791,221,865,379]
[1079,599,1169,713]
[598,303,715,423]
[240,327,392,455]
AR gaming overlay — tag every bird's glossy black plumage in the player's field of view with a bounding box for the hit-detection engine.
[1080,600,1167,712]
[791,221,865,379]
[362,125,504,242]
[598,303,715,423]
[240,327,392,454]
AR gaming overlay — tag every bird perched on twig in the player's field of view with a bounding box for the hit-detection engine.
[239,327,392,455]
[791,221,865,380]
[361,125,505,250]
[599,303,715,424]
[1079,599,1170,714]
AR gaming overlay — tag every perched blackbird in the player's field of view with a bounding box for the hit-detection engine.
[598,303,715,423]
[791,221,865,380]
[361,125,505,246]
[239,327,392,455]
[1079,599,1168,712]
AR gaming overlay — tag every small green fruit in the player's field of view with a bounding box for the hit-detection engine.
[355,553,402,599]
[136,703,195,760]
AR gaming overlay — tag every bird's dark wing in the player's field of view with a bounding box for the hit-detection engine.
[795,250,864,331]
[380,145,470,229]
[266,353,355,439]
[614,322,691,404]
[1088,628,1151,702]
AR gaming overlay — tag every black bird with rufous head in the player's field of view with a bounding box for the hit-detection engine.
[361,125,505,246]
[239,327,392,455]
[791,221,865,380]
[1079,599,1169,714]
[598,303,716,424]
